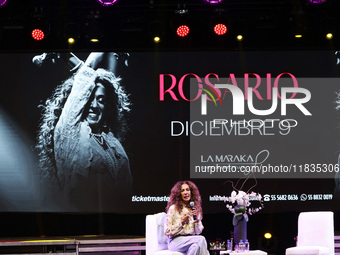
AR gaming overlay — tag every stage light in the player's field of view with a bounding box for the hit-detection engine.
[214,24,227,35]
[326,33,333,40]
[322,17,335,41]
[149,19,164,44]
[174,8,189,15]
[96,0,118,6]
[204,0,224,4]
[153,36,160,43]
[0,0,8,7]
[65,23,80,43]
[259,233,278,253]
[29,8,50,41]
[264,233,272,239]
[176,25,190,37]
[85,21,102,43]
[67,38,75,44]
[290,17,307,40]
[31,29,44,41]
[234,18,246,41]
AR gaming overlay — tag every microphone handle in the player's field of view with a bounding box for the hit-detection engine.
[58,52,83,73]
[191,206,197,221]
[189,202,197,221]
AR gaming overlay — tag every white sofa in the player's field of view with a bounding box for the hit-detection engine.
[145,212,184,255]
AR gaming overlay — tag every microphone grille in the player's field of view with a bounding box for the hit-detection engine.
[189,201,195,208]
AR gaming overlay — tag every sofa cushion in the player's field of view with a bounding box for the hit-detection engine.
[155,212,169,244]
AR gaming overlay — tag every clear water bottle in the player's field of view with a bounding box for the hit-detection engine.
[227,239,232,252]
[244,239,250,252]
[239,239,244,252]
[234,244,239,252]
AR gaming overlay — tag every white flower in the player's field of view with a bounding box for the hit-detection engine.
[222,190,263,216]
[237,191,246,198]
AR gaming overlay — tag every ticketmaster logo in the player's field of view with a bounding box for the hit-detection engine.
[131,195,170,202]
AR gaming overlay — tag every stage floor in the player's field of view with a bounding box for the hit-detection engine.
[0,235,146,255]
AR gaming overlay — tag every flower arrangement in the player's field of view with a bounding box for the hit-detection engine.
[225,190,263,214]
[222,190,263,226]
[217,170,264,226]
[217,173,265,226]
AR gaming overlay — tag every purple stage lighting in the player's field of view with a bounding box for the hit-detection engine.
[0,0,8,7]
[204,0,223,4]
[308,0,326,3]
[97,0,118,6]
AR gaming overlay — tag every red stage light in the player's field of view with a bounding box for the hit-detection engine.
[214,24,227,35]
[176,25,190,37]
[32,29,45,41]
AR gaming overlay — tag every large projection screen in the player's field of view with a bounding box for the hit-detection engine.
[0,51,339,214]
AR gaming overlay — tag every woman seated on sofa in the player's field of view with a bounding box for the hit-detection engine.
[164,180,210,255]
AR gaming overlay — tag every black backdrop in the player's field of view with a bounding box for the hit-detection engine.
[0,51,339,254]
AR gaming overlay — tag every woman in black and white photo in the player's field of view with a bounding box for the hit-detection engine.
[36,52,132,211]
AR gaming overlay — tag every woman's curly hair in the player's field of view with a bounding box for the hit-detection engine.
[166,180,203,216]
[36,68,130,181]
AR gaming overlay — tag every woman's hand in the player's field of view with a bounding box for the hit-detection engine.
[84,52,118,73]
[181,213,190,225]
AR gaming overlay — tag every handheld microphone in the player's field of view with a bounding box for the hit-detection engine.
[32,52,83,72]
[189,201,197,221]
[32,53,52,66]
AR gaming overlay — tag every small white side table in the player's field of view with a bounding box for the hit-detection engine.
[220,250,268,255]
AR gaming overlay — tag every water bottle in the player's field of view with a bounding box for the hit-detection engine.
[234,244,239,252]
[239,239,244,252]
[227,239,232,252]
[244,239,250,252]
